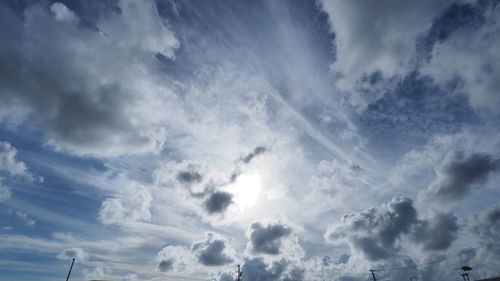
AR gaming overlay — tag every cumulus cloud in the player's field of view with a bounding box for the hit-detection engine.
[57,247,88,262]
[247,222,292,255]
[157,233,235,272]
[177,170,203,186]
[192,233,235,266]
[157,245,193,274]
[319,0,453,105]
[0,141,37,181]
[98,183,152,225]
[204,191,233,214]
[325,197,459,261]
[241,258,305,281]
[422,2,500,113]
[0,141,41,200]
[420,151,500,206]
[157,258,175,272]
[411,213,459,250]
[0,0,180,156]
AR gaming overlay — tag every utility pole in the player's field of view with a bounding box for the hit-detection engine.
[460,266,472,281]
[369,269,378,281]
[236,264,243,281]
[65,258,75,281]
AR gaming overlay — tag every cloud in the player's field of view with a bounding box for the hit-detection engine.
[157,233,235,272]
[204,191,233,214]
[57,247,88,262]
[0,141,41,200]
[157,258,175,272]
[241,146,267,164]
[484,204,500,223]
[319,0,453,105]
[247,222,292,255]
[0,141,37,181]
[123,273,138,281]
[0,179,11,201]
[0,0,180,156]
[325,197,459,261]
[156,245,193,274]
[192,233,235,266]
[15,211,36,227]
[411,213,459,250]
[98,183,152,225]
[50,2,78,22]
[241,258,305,281]
[421,151,500,206]
[326,197,417,260]
[422,1,500,113]
[177,170,203,185]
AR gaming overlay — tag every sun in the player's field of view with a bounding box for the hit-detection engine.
[226,174,261,211]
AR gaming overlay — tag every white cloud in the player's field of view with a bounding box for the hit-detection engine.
[156,245,195,274]
[50,2,78,23]
[98,182,153,225]
[0,179,11,201]
[422,5,500,113]
[57,247,88,263]
[15,211,36,227]
[319,0,453,102]
[0,141,41,201]
[0,141,36,181]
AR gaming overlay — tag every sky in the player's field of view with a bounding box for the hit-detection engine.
[0,0,500,280]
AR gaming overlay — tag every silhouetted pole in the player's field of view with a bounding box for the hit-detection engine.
[236,264,243,281]
[460,266,472,281]
[66,258,75,281]
[369,269,378,281]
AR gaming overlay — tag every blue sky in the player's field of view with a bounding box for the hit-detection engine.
[1,0,500,280]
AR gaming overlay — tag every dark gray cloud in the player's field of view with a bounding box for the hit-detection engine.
[411,213,459,250]
[157,258,175,272]
[0,1,179,156]
[326,197,459,261]
[241,146,267,164]
[193,236,234,266]
[176,170,203,185]
[248,222,292,255]
[204,191,233,214]
[242,258,288,281]
[485,205,500,223]
[425,152,500,202]
[326,197,417,260]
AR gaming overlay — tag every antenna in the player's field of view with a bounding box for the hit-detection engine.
[65,258,76,281]
[236,264,243,281]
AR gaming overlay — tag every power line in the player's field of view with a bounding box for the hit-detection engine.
[374,257,447,272]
